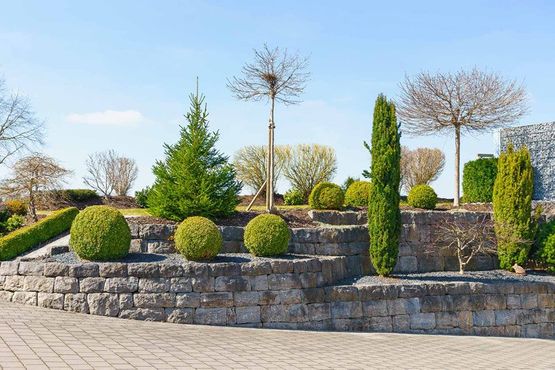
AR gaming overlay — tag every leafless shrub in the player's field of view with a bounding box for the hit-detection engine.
[401,146,445,193]
[398,68,528,206]
[0,153,71,221]
[0,78,44,165]
[283,144,337,201]
[83,150,138,197]
[233,145,291,194]
[112,157,138,196]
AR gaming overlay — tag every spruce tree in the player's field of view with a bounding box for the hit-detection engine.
[368,94,401,276]
[493,144,534,269]
[148,91,241,221]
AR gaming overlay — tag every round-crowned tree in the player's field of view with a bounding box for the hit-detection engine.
[407,184,438,210]
[70,206,130,261]
[244,214,290,257]
[174,216,222,261]
[309,182,344,210]
[344,181,372,208]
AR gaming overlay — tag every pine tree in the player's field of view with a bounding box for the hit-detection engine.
[368,94,401,276]
[493,144,534,269]
[148,91,241,221]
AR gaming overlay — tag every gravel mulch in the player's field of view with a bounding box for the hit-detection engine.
[349,270,555,286]
[47,251,313,265]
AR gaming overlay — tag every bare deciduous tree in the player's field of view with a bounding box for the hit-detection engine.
[83,150,138,197]
[401,146,445,193]
[233,145,291,195]
[433,214,496,274]
[228,44,309,211]
[398,68,528,206]
[283,144,337,201]
[0,154,71,221]
[0,78,44,165]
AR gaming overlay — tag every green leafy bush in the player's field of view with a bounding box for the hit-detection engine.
[63,189,100,203]
[309,182,344,210]
[407,184,438,210]
[493,144,534,270]
[174,216,222,261]
[0,206,10,223]
[535,220,555,272]
[135,186,151,208]
[342,177,358,192]
[283,189,304,206]
[244,214,290,257]
[462,158,498,203]
[5,199,28,216]
[5,215,25,233]
[344,181,372,208]
[148,91,241,221]
[0,207,79,261]
[367,94,401,277]
[70,206,130,261]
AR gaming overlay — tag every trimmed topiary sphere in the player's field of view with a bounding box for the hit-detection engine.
[174,216,222,261]
[407,184,437,210]
[244,214,290,257]
[344,181,372,208]
[70,206,131,261]
[309,182,344,210]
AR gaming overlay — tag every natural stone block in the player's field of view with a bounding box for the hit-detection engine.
[214,276,249,292]
[325,286,359,301]
[12,291,37,305]
[387,298,420,315]
[366,316,393,332]
[410,313,436,330]
[119,294,134,310]
[127,263,160,278]
[3,276,25,291]
[420,295,453,313]
[240,261,272,276]
[37,293,64,309]
[105,277,139,293]
[159,264,184,278]
[87,293,119,316]
[0,291,13,302]
[277,289,303,305]
[139,278,170,293]
[0,262,19,276]
[397,256,418,273]
[200,292,233,307]
[303,288,325,303]
[330,301,362,319]
[268,274,302,290]
[69,264,99,278]
[473,310,495,327]
[261,305,288,322]
[308,303,330,321]
[18,262,44,276]
[234,291,260,307]
[134,293,176,308]
[236,306,261,324]
[300,272,324,289]
[54,277,78,293]
[23,276,54,292]
[538,294,555,308]
[79,278,106,293]
[194,307,227,325]
[392,315,410,332]
[485,294,506,310]
[99,263,128,277]
[210,263,241,277]
[259,291,279,305]
[359,285,397,301]
[43,262,69,277]
[165,308,193,324]
[362,300,388,317]
[521,294,539,309]
[176,292,200,308]
[170,277,192,293]
[120,308,166,321]
[192,276,214,292]
[495,310,518,326]
[64,293,89,313]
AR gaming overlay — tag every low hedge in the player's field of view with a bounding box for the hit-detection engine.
[0,207,79,260]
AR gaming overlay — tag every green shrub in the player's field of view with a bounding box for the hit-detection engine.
[283,189,304,206]
[367,94,401,277]
[407,184,438,210]
[70,206,130,261]
[462,158,498,203]
[309,182,344,210]
[536,220,555,272]
[493,144,534,270]
[244,214,290,257]
[63,189,100,203]
[5,215,25,233]
[344,181,372,208]
[174,216,222,261]
[0,206,10,223]
[342,177,358,192]
[135,186,151,208]
[0,207,79,261]
[5,199,28,216]
[148,91,241,221]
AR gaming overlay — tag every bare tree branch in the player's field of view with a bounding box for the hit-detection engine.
[401,146,445,193]
[83,150,138,197]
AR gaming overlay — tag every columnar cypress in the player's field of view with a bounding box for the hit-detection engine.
[148,91,241,221]
[492,144,534,269]
[368,94,401,276]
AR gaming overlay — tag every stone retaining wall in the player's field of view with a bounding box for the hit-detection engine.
[1,260,553,338]
[128,210,497,274]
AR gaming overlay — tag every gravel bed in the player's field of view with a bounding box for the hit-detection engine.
[349,270,555,286]
[46,251,313,265]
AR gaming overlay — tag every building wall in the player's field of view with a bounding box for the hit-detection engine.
[499,122,555,200]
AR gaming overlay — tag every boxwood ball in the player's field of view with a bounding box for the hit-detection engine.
[244,214,291,257]
[174,216,222,261]
[70,205,131,261]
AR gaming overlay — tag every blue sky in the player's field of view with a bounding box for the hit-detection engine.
[1,0,554,197]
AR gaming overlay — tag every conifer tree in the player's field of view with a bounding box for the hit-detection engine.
[148,90,241,221]
[368,94,401,276]
[493,144,534,269]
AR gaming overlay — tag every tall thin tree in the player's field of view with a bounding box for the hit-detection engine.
[228,44,309,212]
[398,68,528,207]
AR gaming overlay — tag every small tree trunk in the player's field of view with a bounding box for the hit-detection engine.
[29,192,38,222]
[266,97,276,213]
[454,125,461,207]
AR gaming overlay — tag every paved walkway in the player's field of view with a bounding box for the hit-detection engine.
[0,301,554,369]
